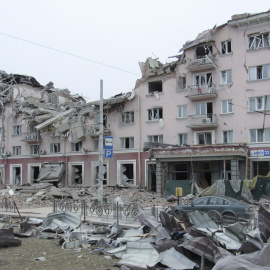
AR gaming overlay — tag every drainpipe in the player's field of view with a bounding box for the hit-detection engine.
[137,94,141,187]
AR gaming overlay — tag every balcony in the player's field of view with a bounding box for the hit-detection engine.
[21,132,42,142]
[186,114,218,129]
[185,84,217,101]
[185,56,216,71]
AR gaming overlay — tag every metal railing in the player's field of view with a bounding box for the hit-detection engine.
[52,198,161,223]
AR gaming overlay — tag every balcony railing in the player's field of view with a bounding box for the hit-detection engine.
[186,56,216,71]
[186,114,218,128]
[185,84,217,100]
[21,132,42,142]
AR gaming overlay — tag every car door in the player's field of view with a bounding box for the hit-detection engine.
[208,197,224,213]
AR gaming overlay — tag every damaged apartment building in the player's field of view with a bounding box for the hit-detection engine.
[142,10,270,196]
[1,10,270,197]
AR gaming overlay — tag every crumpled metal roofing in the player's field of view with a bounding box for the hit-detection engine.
[213,241,270,270]
[41,211,81,231]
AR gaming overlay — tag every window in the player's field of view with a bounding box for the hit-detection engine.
[249,33,270,50]
[148,80,162,93]
[148,135,163,143]
[71,142,82,152]
[195,102,213,116]
[117,160,136,186]
[50,143,60,153]
[250,128,270,143]
[120,111,134,124]
[0,108,2,117]
[13,146,21,155]
[196,132,212,145]
[148,108,163,121]
[177,105,187,118]
[193,197,209,205]
[221,40,232,54]
[196,45,213,59]
[120,137,134,149]
[248,64,270,81]
[178,133,187,145]
[177,76,186,91]
[249,96,270,111]
[223,130,233,143]
[221,70,232,84]
[30,145,40,155]
[221,99,233,114]
[194,72,213,87]
[13,125,22,135]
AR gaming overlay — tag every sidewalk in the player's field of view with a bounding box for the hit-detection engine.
[0,206,141,228]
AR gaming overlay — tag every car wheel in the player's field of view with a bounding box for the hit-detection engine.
[207,210,222,223]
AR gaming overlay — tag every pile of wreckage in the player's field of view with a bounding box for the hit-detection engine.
[1,202,270,269]
[0,184,171,210]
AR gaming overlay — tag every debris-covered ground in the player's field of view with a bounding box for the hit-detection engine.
[0,236,120,270]
[1,184,270,269]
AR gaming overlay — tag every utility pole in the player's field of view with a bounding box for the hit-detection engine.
[98,79,104,205]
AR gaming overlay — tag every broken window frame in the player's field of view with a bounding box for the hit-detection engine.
[221,99,233,114]
[248,32,270,50]
[120,137,134,149]
[248,64,270,81]
[71,142,82,152]
[117,160,136,186]
[223,130,233,144]
[147,135,163,143]
[195,44,213,59]
[177,105,187,118]
[148,80,163,94]
[221,40,232,54]
[13,125,22,136]
[148,107,163,121]
[12,146,21,155]
[30,144,40,155]
[50,143,61,153]
[178,133,188,145]
[250,128,270,143]
[177,76,186,91]
[249,96,270,111]
[194,72,213,88]
[120,111,135,125]
[220,70,232,84]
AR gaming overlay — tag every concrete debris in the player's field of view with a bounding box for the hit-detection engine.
[1,186,269,269]
[0,227,22,248]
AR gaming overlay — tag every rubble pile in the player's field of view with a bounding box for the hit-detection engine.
[0,185,171,210]
[0,202,270,269]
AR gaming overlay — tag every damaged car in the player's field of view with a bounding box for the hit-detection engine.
[170,196,255,221]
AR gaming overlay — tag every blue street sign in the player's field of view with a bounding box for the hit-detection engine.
[105,136,113,150]
[105,149,113,158]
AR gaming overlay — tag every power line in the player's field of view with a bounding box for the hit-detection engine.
[0,32,140,77]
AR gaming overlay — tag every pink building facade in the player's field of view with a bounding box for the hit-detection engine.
[1,11,270,196]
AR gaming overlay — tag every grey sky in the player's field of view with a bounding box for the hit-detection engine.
[0,1,269,101]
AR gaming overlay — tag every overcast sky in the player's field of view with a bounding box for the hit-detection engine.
[0,1,269,101]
